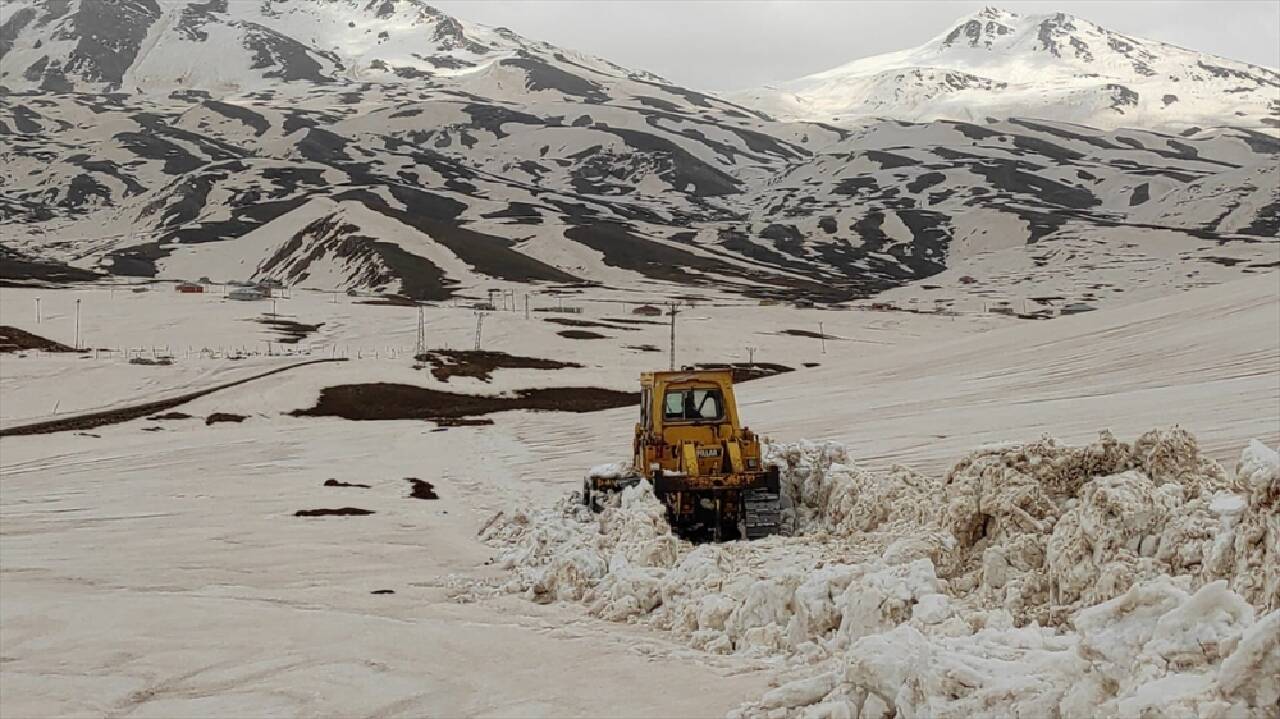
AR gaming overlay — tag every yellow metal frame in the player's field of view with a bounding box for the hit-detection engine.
[634,370,765,487]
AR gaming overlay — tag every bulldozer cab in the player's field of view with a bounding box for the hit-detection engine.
[641,369,738,428]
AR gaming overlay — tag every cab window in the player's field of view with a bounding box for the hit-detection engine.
[663,388,724,422]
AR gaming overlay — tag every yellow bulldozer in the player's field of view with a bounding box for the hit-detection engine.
[585,369,782,541]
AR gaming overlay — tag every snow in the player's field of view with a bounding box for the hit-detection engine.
[728,7,1280,135]
[482,432,1280,719]
[1,269,1277,715]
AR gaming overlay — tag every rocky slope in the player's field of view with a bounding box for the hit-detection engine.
[1,1,1276,301]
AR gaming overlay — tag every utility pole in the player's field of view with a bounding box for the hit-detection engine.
[74,298,81,349]
[746,345,757,364]
[818,321,826,354]
[524,293,530,320]
[35,297,40,324]
[414,305,426,358]
[473,311,485,351]
[668,302,679,370]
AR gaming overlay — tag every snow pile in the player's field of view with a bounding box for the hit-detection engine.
[481,430,1280,718]
[772,428,1276,626]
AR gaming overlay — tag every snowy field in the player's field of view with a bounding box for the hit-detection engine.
[1,273,1277,717]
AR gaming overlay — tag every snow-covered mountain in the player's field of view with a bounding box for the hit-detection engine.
[728,7,1280,134]
[0,0,676,94]
[1,1,1276,303]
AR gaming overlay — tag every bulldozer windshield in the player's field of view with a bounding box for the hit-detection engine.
[662,387,724,423]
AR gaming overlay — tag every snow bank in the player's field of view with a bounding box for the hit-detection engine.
[481,430,1280,718]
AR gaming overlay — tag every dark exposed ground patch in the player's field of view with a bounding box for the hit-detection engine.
[626,344,662,353]
[558,330,608,340]
[634,96,682,112]
[481,202,544,224]
[371,589,395,594]
[781,329,838,340]
[324,479,371,488]
[102,241,170,278]
[113,130,201,174]
[906,172,946,194]
[1202,256,1246,267]
[291,383,638,421]
[563,222,822,294]
[1011,134,1084,163]
[434,417,495,427]
[405,478,438,500]
[147,411,193,421]
[296,127,350,162]
[692,362,794,383]
[719,228,813,275]
[203,100,270,136]
[961,157,1099,209]
[243,21,332,83]
[864,150,915,169]
[420,350,580,383]
[802,362,821,368]
[54,0,160,89]
[760,223,805,257]
[0,7,38,60]
[0,359,344,437]
[294,507,374,517]
[64,154,147,196]
[604,317,666,326]
[258,213,455,301]
[1239,200,1280,237]
[462,104,542,138]
[501,55,608,102]
[1007,208,1071,243]
[1129,183,1150,206]
[542,317,637,331]
[205,412,246,425]
[590,125,741,197]
[0,325,76,352]
[1006,119,1123,151]
[258,318,323,344]
[335,191,575,284]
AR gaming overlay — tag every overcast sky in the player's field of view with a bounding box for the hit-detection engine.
[431,1,1280,91]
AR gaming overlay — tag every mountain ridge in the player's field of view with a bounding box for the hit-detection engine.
[1,1,1276,307]
[727,6,1280,134]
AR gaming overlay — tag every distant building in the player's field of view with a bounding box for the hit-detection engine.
[228,287,266,301]
[197,276,213,284]
[175,282,204,293]
[258,278,284,289]
[632,305,662,316]
[794,299,815,308]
